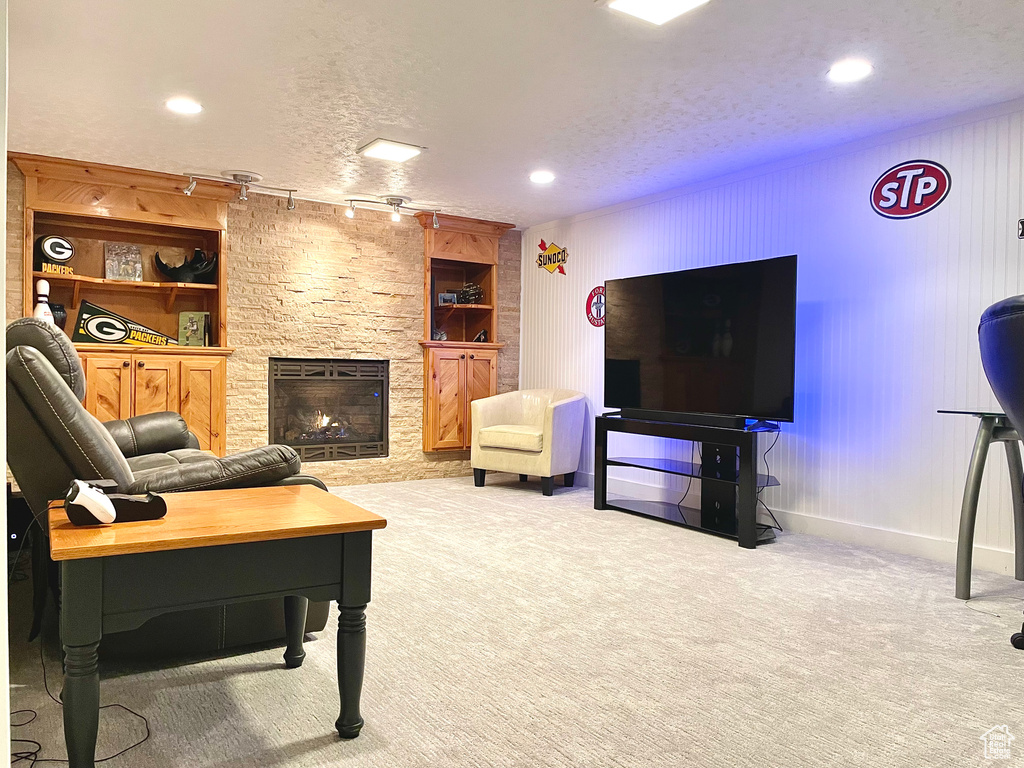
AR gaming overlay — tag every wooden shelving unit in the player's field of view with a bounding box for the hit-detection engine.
[11,153,238,454]
[414,213,514,452]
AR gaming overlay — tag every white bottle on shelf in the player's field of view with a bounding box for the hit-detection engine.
[33,279,54,324]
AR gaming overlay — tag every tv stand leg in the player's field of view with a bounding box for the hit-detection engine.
[737,433,758,549]
[594,421,607,510]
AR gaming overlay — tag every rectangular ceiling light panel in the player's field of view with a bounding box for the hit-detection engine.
[608,0,711,25]
[357,138,423,163]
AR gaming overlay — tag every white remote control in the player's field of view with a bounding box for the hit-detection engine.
[65,479,117,524]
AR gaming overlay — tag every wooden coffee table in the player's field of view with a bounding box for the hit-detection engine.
[48,484,387,768]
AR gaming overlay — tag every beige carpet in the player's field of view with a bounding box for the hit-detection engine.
[8,474,1024,767]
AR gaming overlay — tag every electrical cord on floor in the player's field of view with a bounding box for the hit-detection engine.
[10,540,152,766]
[963,595,1024,618]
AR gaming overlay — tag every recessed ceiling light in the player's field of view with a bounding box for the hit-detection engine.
[607,0,711,25]
[165,97,203,115]
[357,138,423,163]
[530,170,555,185]
[827,58,873,84]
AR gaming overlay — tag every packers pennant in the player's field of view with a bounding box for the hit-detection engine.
[71,301,178,346]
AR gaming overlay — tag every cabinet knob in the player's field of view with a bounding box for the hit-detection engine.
[460,354,466,359]
[470,354,475,359]
[122,360,130,368]
[137,361,145,368]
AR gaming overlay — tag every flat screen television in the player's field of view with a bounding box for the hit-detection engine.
[604,254,796,425]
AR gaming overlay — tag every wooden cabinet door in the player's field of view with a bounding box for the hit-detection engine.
[426,348,467,451]
[180,357,227,455]
[132,355,180,417]
[83,354,132,422]
[464,349,497,443]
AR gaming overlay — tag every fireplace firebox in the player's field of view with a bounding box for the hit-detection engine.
[268,358,388,461]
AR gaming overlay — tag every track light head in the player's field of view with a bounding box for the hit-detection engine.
[287,191,295,210]
[432,211,440,229]
[238,182,248,201]
[183,177,197,196]
[345,202,356,219]
[391,205,402,222]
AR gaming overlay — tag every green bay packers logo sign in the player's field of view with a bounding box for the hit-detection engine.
[537,240,568,275]
[35,235,77,275]
[71,301,178,346]
[38,235,74,262]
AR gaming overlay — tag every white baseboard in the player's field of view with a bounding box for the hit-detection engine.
[575,471,1017,577]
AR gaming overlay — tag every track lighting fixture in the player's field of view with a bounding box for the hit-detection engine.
[342,195,442,225]
[180,171,298,213]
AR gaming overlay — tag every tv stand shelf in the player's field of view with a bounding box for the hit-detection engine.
[595,414,780,548]
[607,457,778,487]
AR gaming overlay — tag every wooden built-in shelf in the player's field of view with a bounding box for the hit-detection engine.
[73,343,235,357]
[33,270,217,311]
[12,153,234,455]
[433,303,493,311]
[419,340,505,350]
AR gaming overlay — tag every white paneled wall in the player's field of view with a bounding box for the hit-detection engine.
[521,98,1024,572]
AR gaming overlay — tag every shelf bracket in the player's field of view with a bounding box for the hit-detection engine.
[71,281,82,310]
[435,306,456,326]
[165,285,179,312]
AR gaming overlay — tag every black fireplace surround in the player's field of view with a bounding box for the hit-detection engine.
[268,358,389,461]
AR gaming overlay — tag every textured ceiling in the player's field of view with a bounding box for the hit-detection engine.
[9,0,1024,228]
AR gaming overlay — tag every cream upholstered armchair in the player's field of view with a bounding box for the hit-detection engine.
[471,389,587,495]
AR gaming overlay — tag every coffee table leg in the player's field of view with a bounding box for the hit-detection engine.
[61,559,103,768]
[336,603,366,738]
[336,531,372,739]
[284,596,308,668]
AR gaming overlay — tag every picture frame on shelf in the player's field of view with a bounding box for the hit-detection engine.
[104,242,143,281]
[437,292,459,306]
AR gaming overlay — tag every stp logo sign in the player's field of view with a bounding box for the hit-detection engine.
[871,160,951,219]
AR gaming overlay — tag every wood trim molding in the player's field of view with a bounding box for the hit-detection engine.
[9,152,237,202]
[414,211,515,237]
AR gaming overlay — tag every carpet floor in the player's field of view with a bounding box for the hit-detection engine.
[8,474,1024,767]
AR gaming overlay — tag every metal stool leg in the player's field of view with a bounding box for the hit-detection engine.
[1005,439,1024,582]
[956,417,995,599]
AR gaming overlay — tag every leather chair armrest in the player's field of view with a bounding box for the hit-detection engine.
[271,473,328,491]
[125,444,301,494]
[104,412,200,458]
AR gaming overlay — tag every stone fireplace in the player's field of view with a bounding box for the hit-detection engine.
[269,358,389,461]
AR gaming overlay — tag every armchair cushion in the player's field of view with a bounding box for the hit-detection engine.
[105,411,201,458]
[477,424,544,453]
[127,448,216,474]
[125,444,301,494]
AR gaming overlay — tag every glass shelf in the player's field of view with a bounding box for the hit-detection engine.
[607,456,779,487]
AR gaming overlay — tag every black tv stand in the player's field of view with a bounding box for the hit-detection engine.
[594,414,780,548]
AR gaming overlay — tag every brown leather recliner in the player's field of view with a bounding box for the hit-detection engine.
[6,317,329,658]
